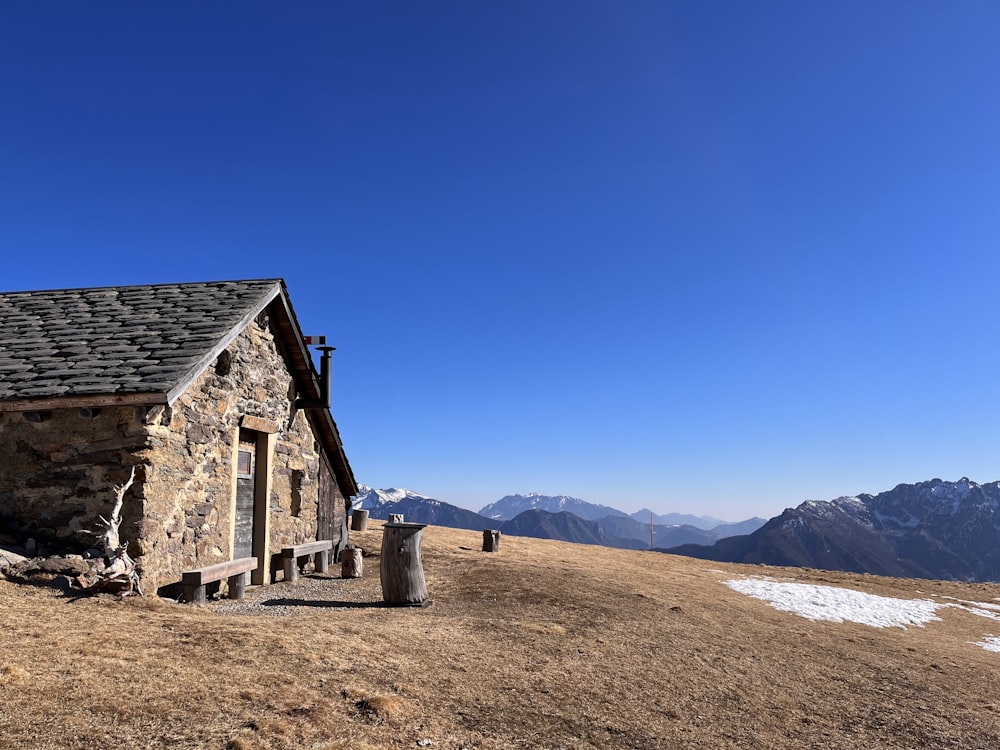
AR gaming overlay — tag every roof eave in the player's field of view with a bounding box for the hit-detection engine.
[0,391,168,413]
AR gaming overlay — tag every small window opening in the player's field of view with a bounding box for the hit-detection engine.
[215,350,233,377]
[290,470,303,517]
[237,448,254,479]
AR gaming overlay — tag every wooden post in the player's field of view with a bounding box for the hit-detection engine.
[282,555,300,583]
[380,523,428,606]
[314,549,329,574]
[482,529,501,552]
[228,571,247,600]
[340,547,363,578]
[388,513,404,524]
[351,508,369,532]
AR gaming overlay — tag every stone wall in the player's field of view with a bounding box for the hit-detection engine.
[138,310,332,593]
[0,309,347,595]
[0,405,147,553]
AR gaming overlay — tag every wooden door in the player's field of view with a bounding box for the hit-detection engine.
[316,454,343,546]
[234,429,257,559]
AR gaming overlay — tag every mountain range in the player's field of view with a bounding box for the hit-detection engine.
[669,477,1000,582]
[351,487,765,551]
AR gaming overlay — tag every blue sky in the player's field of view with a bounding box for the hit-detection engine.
[2,2,999,519]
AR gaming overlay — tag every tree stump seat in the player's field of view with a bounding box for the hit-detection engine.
[340,546,363,578]
[380,522,428,606]
[482,529,501,552]
[182,557,258,604]
[280,540,333,583]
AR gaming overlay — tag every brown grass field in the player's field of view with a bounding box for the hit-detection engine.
[3,520,1000,749]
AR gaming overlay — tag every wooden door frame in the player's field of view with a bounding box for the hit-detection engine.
[229,420,277,586]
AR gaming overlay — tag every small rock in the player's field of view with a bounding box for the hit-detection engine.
[417,741,432,747]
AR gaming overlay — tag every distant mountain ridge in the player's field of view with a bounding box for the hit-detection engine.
[479,493,628,522]
[669,478,1000,583]
[629,508,725,530]
[353,486,764,551]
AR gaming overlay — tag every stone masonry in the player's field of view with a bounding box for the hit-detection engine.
[0,312,340,595]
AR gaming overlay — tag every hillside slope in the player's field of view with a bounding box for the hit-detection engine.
[3,522,1000,748]
[670,478,1000,582]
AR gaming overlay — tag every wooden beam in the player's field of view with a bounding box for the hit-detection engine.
[0,392,166,413]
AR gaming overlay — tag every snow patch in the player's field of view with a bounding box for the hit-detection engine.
[723,578,943,629]
[973,636,1000,652]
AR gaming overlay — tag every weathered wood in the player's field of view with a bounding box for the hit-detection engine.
[0,391,165,413]
[280,540,333,583]
[89,466,143,596]
[314,549,329,574]
[388,513,404,524]
[351,508,369,532]
[380,523,428,605]
[482,529,501,552]
[340,547,363,578]
[181,557,258,603]
[228,571,248,600]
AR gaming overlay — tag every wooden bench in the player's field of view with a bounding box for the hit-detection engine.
[182,557,258,604]
[281,540,333,583]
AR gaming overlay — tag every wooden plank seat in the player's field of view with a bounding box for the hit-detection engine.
[281,540,333,583]
[182,557,258,604]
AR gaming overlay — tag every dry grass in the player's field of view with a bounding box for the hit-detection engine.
[3,521,1000,748]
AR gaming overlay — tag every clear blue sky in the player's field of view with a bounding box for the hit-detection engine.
[2,2,999,520]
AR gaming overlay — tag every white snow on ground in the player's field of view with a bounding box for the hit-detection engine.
[973,636,1000,652]
[724,576,1000,653]
[936,596,1000,621]
[724,578,942,629]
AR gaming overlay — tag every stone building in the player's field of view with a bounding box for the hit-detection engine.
[0,279,358,594]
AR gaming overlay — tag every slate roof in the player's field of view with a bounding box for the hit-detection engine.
[0,279,283,403]
[0,278,358,498]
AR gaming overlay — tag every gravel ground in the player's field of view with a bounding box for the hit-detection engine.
[210,563,384,617]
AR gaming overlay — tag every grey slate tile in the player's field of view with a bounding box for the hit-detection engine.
[0,279,281,403]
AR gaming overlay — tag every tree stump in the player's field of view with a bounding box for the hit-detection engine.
[482,529,501,552]
[350,508,369,532]
[380,523,428,606]
[388,513,404,524]
[340,547,363,578]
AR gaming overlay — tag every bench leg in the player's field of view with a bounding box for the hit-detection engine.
[228,571,247,600]
[283,555,299,583]
[314,550,329,574]
[184,584,206,604]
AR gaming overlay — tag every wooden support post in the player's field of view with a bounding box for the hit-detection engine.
[388,513,404,524]
[283,555,299,584]
[482,529,501,552]
[380,523,428,605]
[185,583,207,605]
[314,549,329,574]
[228,571,247,600]
[351,508,369,532]
[340,547,363,578]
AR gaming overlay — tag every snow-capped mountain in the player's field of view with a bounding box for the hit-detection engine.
[351,485,491,530]
[350,485,764,551]
[478,493,629,522]
[670,478,1000,582]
